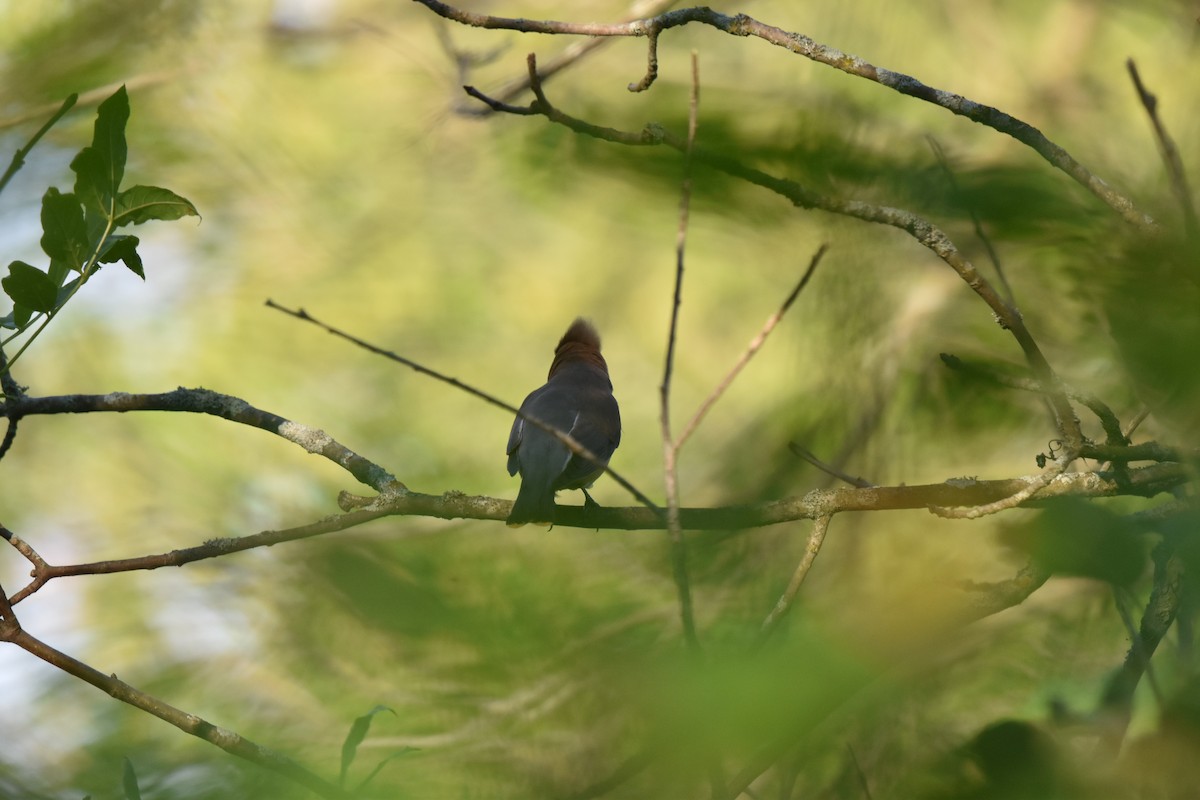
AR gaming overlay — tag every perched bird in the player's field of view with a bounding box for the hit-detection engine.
[506,318,621,526]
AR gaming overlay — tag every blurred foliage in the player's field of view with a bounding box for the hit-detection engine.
[1,0,1199,798]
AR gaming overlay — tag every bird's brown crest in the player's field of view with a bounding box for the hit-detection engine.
[548,318,608,378]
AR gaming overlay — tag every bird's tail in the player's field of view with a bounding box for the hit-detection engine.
[506,483,557,527]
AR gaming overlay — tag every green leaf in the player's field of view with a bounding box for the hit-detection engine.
[48,256,72,286]
[98,234,144,279]
[340,705,396,787]
[0,304,33,330]
[121,757,142,800]
[114,185,199,226]
[3,260,57,312]
[40,187,88,266]
[69,85,129,216]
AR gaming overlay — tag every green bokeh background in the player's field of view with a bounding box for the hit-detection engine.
[1,1,1196,797]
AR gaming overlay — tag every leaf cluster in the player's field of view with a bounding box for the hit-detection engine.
[1,85,197,369]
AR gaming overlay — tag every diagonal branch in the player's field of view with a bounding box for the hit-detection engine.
[0,588,352,800]
[413,0,1155,231]
[463,71,1086,453]
[758,514,833,638]
[266,300,662,518]
[1127,59,1197,241]
[675,244,827,451]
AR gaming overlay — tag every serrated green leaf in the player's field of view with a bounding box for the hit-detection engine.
[40,187,88,266]
[340,705,396,787]
[70,86,129,216]
[3,260,57,312]
[122,757,142,800]
[114,185,199,226]
[99,234,144,279]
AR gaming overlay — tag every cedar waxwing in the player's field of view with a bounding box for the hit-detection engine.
[506,318,621,526]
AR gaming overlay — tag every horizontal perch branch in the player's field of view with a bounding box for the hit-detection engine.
[340,461,1189,531]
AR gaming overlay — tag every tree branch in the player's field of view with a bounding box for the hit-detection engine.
[0,589,352,800]
[4,386,398,493]
[2,510,390,605]
[337,461,1190,530]
[266,299,663,520]
[675,244,827,451]
[413,0,1156,230]
[462,74,1086,453]
[1127,59,1197,241]
[658,51,701,651]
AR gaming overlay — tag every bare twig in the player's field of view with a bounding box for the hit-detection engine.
[787,442,875,489]
[1100,547,1184,752]
[675,245,827,451]
[0,73,174,132]
[939,353,1128,447]
[927,137,1015,305]
[759,514,833,637]
[462,78,1086,453]
[0,591,352,800]
[660,52,701,651]
[456,0,682,114]
[1127,59,1197,241]
[2,511,390,605]
[413,0,1156,230]
[0,93,77,196]
[265,299,662,517]
[930,453,1074,519]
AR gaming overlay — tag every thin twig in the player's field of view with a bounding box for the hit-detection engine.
[0,602,352,799]
[1127,59,1197,241]
[1100,547,1184,752]
[413,0,1156,230]
[787,442,875,488]
[0,73,174,132]
[929,453,1074,519]
[659,52,701,651]
[2,510,391,605]
[456,0,682,115]
[0,94,77,196]
[939,353,1128,446]
[759,514,833,637]
[1112,586,1164,708]
[675,244,827,451]
[927,137,1015,305]
[265,299,662,517]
